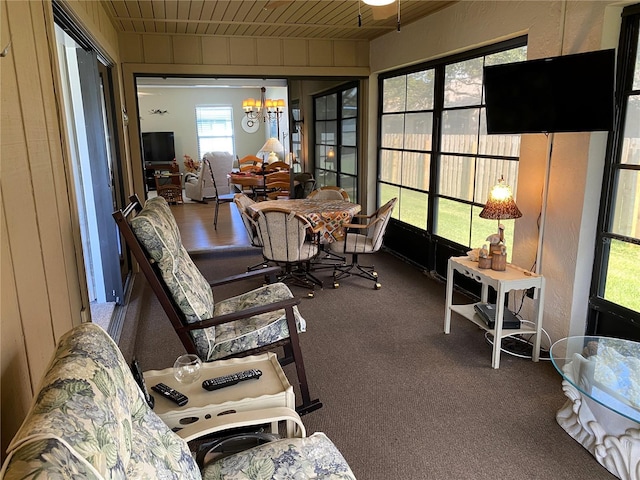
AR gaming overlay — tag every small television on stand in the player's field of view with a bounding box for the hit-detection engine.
[483,49,615,134]
[142,131,176,164]
[141,132,176,191]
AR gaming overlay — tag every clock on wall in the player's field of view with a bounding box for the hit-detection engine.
[241,116,259,133]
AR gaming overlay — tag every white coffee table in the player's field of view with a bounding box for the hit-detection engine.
[144,353,296,437]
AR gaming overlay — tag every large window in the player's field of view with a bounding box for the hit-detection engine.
[378,39,527,261]
[590,4,640,340]
[314,84,359,201]
[195,106,235,159]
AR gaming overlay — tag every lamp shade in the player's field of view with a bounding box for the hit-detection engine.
[259,137,284,163]
[479,177,522,220]
[260,137,284,154]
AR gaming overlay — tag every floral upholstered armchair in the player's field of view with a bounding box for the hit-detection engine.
[0,323,356,479]
[113,195,322,415]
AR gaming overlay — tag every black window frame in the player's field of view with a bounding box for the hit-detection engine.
[313,81,359,201]
[376,36,527,274]
[588,3,640,341]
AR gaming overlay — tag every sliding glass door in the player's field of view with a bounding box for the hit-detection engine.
[589,4,640,341]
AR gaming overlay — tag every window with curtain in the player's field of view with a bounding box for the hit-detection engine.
[589,4,640,340]
[195,106,235,160]
[314,83,359,201]
[378,39,527,259]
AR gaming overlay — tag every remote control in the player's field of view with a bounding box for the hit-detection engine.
[151,383,188,406]
[202,369,262,391]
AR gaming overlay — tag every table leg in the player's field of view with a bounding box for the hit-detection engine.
[444,261,454,334]
[491,284,506,369]
[480,283,489,304]
[531,277,545,362]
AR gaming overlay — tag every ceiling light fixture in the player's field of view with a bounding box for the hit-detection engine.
[358,0,401,32]
[362,0,394,5]
[242,87,286,129]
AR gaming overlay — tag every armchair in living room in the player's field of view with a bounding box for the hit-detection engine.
[0,323,356,480]
[185,151,234,202]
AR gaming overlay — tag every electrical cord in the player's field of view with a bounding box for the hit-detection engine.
[484,318,552,360]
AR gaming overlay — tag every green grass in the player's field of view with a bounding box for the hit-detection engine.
[605,240,640,312]
[380,183,640,313]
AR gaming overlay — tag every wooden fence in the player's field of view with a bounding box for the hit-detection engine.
[380,133,520,201]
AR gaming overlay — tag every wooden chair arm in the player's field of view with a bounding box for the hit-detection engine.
[343,215,384,234]
[342,222,369,230]
[179,297,300,331]
[208,266,280,287]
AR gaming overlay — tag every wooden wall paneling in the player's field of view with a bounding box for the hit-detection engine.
[334,40,357,67]
[202,36,230,64]
[283,39,307,66]
[0,1,33,461]
[229,37,256,65]
[30,1,80,340]
[143,34,172,63]
[119,32,144,63]
[173,35,202,64]
[0,204,33,461]
[356,41,369,67]
[309,40,333,66]
[3,0,58,391]
[256,38,282,66]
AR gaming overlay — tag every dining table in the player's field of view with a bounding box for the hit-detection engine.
[228,171,266,188]
[248,198,361,244]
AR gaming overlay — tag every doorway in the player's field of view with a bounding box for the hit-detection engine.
[54,24,124,335]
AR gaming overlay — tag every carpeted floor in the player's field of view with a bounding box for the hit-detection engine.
[131,249,615,480]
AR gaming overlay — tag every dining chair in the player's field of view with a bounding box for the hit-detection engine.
[265,181,292,200]
[112,195,322,415]
[238,154,262,169]
[264,161,290,172]
[233,193,270,271]
[307,185,350,202]
[254,171,291,201]
[293,173,316,198]
[330,197,397,289]
[234,155,263,195]
[206,157,236,230]
[254,206,323,297]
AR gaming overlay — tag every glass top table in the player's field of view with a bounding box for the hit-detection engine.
[550,336,640,423]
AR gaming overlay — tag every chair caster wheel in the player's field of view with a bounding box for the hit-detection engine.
[307,292,315,298]
[374,283,381,290]
[372,271,378,278]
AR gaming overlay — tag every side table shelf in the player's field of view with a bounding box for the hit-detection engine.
[444,256,545,369]
[144,353,296,437]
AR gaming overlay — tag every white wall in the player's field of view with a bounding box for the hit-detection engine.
[137,85,288,173]
[368,1,626,343]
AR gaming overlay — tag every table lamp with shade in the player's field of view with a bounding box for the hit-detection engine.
[259,137,284,165]
[479,175,522,259]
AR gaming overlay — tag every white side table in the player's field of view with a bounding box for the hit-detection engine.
[444,256,545,369]
[144,353,296,437]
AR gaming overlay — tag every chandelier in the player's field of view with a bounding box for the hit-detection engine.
[242,87,286,128]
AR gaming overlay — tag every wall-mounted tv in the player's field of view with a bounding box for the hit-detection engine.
[483,49,615,134]
[142,131,175,164]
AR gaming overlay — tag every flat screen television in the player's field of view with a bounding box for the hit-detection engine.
[142,131,175,164]
[483,49,615,134]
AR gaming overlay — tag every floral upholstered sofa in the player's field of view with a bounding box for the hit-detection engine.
[0,323,356,479]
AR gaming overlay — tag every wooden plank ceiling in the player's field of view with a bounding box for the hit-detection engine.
[101,0,456,41]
